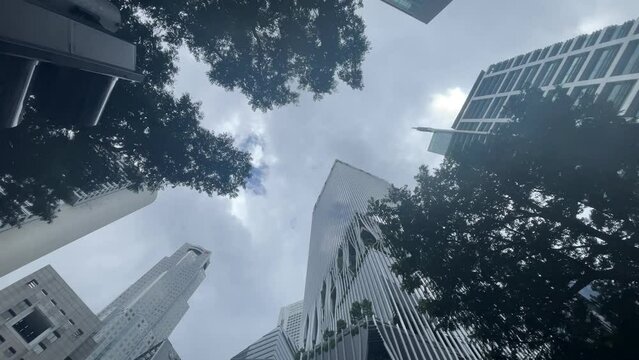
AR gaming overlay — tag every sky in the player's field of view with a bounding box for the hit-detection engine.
[2,1,639,359]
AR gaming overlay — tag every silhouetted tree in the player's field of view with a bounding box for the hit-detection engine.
[122,0,370,111]
[350,301,363,323]
[370,90,639,359]
[361,299,373,318]
[0,6,251,226]
[336,319,347,333]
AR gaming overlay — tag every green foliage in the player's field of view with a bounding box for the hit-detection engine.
[361,299,373,317]
[322,329,334,341]
[370,90,639,359]
[350,301,363,323]
[0,6,251,227]
[121,0,370,111]
[336,319,347,333]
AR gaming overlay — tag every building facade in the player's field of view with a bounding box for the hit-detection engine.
[231,327,297,360]
[0,265,100,360]
[380,0,452,24]
[278,300,304,349]
[84,243,210,360]
[134,340,181,360]
[424,17,639,155]
[299,160,484,360]
[0,186,157,277]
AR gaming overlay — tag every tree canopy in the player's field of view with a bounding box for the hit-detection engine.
[125,0,370,111]
[370,90,639,359]
[0,5,251,226]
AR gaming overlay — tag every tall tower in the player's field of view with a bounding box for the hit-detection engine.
[277,300,303,348]
[85,243,210,360]
[422,18,639,155]
[299,160,484,360]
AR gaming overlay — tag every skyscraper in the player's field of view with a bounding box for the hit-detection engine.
[134,340,181,360]
[231,328,297,360]
[0,185,157,277]
[422,18,639,155]
[0,266,100,360]
[380,0,452,24]
[84,243,210,360]
[298,160,484,359]
[277,300,303,349]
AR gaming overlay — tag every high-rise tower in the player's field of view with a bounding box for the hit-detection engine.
[277,300,303,349]
[85,243,210,360]
[299,160,484,360]
[422,18,639,155]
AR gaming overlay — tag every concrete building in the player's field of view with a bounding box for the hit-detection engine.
[231,328,297,360]
[422,17,639,155]
[298,160,484,360]
[380,0,452,24]
[0,265,100,360]
[278,300,303,349]
[134,340,181,360]
[85,243,210,360]
[0,185,157,278]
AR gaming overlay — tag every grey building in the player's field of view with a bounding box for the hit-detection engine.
[0,265,100,360]
[231,327,297,360]
[134,340,181,360]
[85,243,210,360]
[380,0,452,24]
[298,160,484,360]
[278,300,304,349]
[422,17,639,155]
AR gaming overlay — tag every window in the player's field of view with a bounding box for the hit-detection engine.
[50,299,57,306]
[499,69,522,93]
[515,64,540,90]
[571,85,598,100]
[586,30,602,47]
[612,40,639,75]
[485,96,507,119]
[68,319,75,325]
[462,99,492,119]
[599,80,636,110]
[522,52,531,64]
[477,122,493,132]
[59,309,66,316]
[600,26,618,43]
[530,49,541,62]
[26,280,38,289]
[617,21,634,39]
[534,59,562,87]
[540,46,551,59]
[573,35,587,50]
[12,309,52,343]
[560,39,573,54]
[581,44,621,80]
[513,55,524,67]
[72,329,83,337]
[23,299,32,307]
[476,74,506,96]
[549,43,562,57]
[0,334,5,343]
[554,53,588,84]
[41,289,48,296]
[625,92,639,118]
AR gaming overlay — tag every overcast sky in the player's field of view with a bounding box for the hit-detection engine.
[2,1,639,359]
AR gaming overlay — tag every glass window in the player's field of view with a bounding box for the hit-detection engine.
[571,85,599,103]
[560,39,574,54]
[27,280,38,288]
[554,53,588,84]
[499,69,522,93]
[586,30,602,47]
[600,26,618,43]
[530,49,541,62]
[573,35,587,50]
[12,309,53,343]
[484,96,507,119]
[500,95,522,118]
[549,43,562,57]
[599,80,636,110]
[625,92,639,117]
[522,52,531,64]
[581,44,621,80]
[533,59,562,87]
[616,21,634,39]
[462,99,492,119]
[515,64,540,90]
[540,46,551,59]
[612,40,639,75]
[513,55,524,67]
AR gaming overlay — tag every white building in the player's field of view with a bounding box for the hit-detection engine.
[85,243,210,360]
[423,18,639,155]
[277,300,303,349]
[299,160,484,360]
[0,185,157,277]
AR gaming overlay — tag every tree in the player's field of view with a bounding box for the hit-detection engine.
[350,301,363,323]
[361,299,373,318]
[121,0,370,111]
[0,5,251,226]
[370,90,639,359]
[322,329,334,341]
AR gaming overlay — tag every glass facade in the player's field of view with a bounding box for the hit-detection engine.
[300,161,485,359]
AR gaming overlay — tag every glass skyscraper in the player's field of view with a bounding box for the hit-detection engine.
[299,160,484,359]
[424,17,639,155]
[278,300,304,349]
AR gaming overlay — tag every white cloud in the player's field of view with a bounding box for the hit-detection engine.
[430,87,467,121]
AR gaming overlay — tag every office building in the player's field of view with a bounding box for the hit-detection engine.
[0,0,142,128]
[278,300,303,349]
[134,340,181,360]
[298,160,484,359]
[380,0,452,24]
[85,243,210,360]
[0,266,100,360]
[231,328,297,360]
[0,185,157,277]
[423,18,639,155]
